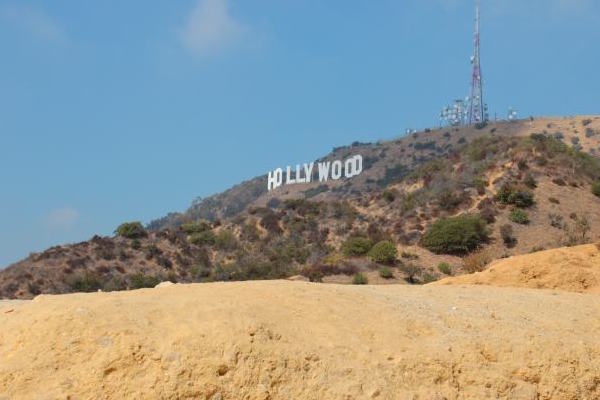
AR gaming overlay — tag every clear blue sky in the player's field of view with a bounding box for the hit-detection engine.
[1,0,599,267]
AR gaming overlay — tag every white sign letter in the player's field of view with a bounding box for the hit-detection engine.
[268,168,283,191]
[304,162,314,183]
[331,160,342,180]
[318,162,330,182]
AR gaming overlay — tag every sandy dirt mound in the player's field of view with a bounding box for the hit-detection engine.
[435,244,600,293]
[1,281,600,400]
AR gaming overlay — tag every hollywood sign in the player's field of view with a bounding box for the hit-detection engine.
[267,155,363,191]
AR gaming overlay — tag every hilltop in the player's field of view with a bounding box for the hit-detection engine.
[1,116,600,299]
[1,279,599,399]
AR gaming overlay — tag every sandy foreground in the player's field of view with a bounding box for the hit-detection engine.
[1,281,599,400]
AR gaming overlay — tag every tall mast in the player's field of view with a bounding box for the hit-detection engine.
[467,0,485,124]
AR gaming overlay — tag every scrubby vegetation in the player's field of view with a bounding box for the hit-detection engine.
[422,215,489,255]
[379,267,394,279]
[115,222,147,239]
[509,209,530,225]
[593,182,600,198]
[352,273,368,285]
[495,185,535,208]
[4,117,600,299]
[368,241,397,264]
[341,237,372,257]
[437,262,452,275]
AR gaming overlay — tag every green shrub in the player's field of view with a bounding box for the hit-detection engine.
[68,271,102,293]
[378,267,394,279]
[495,185,534,208]
[400,264,421,284]
[368,241,398,264]
[130,273,161,289]
[189,230,216,246]
[421,215,489,255]
[115,222,147,239]
[423,273,438,283]
[437,262,452,275]
[509,209,530,225]
[181,220,211,234]
[341,237,372,257]
[592,182,600,198]
[215,229,238,250]
[352,273,368,285]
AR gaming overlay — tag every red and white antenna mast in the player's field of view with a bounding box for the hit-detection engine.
[467,0,486,124]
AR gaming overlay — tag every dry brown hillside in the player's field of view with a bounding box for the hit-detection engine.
[1,281,599,399]
[2,116,600,299]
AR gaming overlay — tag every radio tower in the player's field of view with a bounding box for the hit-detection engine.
[467,0,485,124]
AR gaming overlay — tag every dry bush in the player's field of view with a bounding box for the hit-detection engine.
[463,250,492,274]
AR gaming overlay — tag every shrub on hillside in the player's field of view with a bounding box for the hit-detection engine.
[523,174,537,189]
[190,231,216,246]
[68,271,102,293]
[382,189,397,203]
[181,220,211,234]
[495,185,535,208]
[509,209,530,225]
[421,215,489,255]
[592,182,600,198]
[378,266,394,279]
[500,224,517,247]
[437,262,452,275]
[368,241,398,264]
[215,229,238,250]
[463,250,491,274]
[400,264,421,284]
[352,273,368,285]
[115,222,147,239]
[130,273,161,289]
[341,236,372,257]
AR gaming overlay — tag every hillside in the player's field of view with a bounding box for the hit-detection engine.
[1,281,599,399]
[2,116,600,299]
[434,243,600,293]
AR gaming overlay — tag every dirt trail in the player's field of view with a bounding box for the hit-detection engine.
[1,281,599,399]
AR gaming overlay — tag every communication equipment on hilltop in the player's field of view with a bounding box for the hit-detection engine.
[508,107,519,121]
[440,99,467,127]
[438,0,489,127]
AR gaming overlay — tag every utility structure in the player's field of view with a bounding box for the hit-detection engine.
[467,0,486,124]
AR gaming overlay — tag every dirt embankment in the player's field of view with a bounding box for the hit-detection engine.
[435,244,600,293]
[1,281,599,399]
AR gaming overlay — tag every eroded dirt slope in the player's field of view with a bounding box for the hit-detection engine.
[435,244,600,293]
[1,281,599,399]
